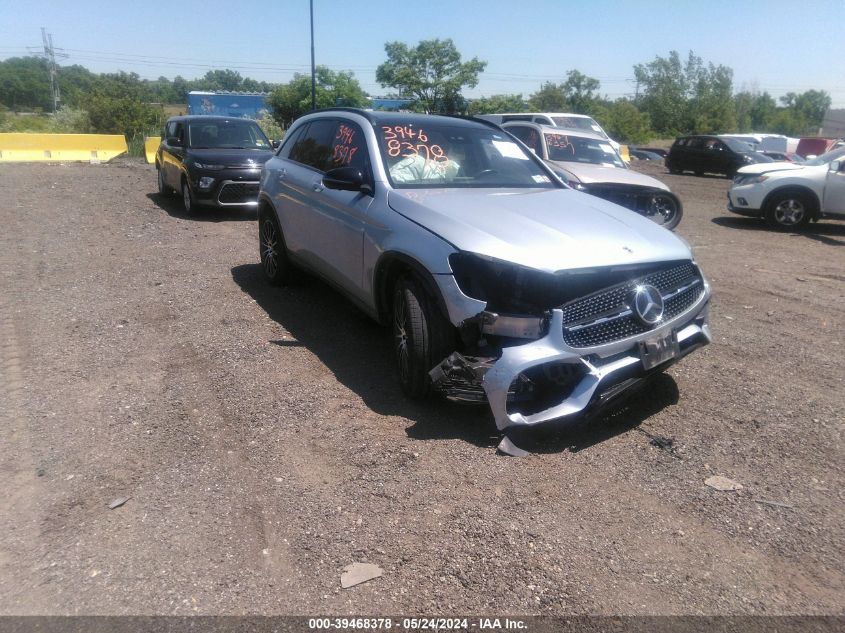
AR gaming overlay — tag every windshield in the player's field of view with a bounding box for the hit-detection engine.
[377,120,557,189]
[723,136,759,150]
[803,146,845,166]
[721,137,756,153]
[550,116,606,138]
[544,132,625,168]
[187,120,270,149]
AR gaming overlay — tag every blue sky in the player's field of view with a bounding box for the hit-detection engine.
[1,0,843,107]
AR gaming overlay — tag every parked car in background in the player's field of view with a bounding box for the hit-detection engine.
[476,112,620,150]
[728,146,845,228]
[666,135,773,178]
[156,115,277,215]
[632,147,668,158]
[795,137,841,159]
[629,148,665,161]
[503,121,683,229]
[760,151,804,163]
[258,109,711,450]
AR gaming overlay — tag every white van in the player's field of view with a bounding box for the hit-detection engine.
[476,112,619,150]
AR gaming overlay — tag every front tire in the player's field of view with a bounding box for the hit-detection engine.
[181,179,196,216]
[392,276,453,399]
[157,166,171,196]
[765,191,812,229]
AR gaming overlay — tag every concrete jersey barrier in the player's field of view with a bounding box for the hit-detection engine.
[144,136,161,164]
[0,133,128,162]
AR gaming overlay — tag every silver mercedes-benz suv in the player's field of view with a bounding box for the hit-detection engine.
[258,109,711,449]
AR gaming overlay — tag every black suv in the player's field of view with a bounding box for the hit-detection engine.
[156,115,277,214]
[666,135,772,178]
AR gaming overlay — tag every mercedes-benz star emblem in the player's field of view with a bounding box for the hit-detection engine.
[632,284,664,326]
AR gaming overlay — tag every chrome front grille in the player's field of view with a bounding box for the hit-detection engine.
[218,181,259,205]
[561,262,704,348]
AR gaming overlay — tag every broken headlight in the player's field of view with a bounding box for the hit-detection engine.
[449,252,671,314]
[449,252,584,313]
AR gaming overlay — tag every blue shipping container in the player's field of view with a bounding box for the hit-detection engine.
[187,91,270,119]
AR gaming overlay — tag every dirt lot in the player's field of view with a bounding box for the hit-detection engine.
[0,158,842,617]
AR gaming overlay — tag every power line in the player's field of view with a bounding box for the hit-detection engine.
[4,42,842,102]
[37,28,67,113]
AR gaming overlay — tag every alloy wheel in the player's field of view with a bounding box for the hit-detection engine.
[182,183,192,214]
[261,219,278,278]
[393,296,410,382]
[773,198,806,226]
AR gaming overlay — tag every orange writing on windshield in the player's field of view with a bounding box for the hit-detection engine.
[383,126,446,162]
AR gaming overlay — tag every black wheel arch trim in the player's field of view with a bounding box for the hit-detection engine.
[258,192,276,213]
[762,186,821,219]
[257,196,288,248]
[374,252,452,327]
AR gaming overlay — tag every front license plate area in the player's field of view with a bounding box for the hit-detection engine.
[639,330,680,370]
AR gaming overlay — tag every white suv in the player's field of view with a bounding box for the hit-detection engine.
[728,147,845,228]
[258,109,711,452]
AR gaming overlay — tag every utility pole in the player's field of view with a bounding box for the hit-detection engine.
[310,0,316,111]
[41,27,61,114]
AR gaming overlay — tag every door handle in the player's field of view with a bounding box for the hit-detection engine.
[277,168,287,180]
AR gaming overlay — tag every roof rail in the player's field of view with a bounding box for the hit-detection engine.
[314,107,376,124]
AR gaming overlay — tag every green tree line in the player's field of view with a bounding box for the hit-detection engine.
[0,45,833,145]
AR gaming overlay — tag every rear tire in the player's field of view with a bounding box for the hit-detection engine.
[392,276,454,399]
[649,192,683,230]
[258,208,294,285]
[765,191,813,230]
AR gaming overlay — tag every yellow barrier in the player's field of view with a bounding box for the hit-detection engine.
[144,136,161,164]
[619,144,630,163]
[0,133,128,162]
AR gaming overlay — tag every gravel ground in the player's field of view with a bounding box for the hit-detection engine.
[0,158,842,616]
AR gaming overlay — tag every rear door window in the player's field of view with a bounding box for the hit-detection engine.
[288,119,337,172]
[507,125,543,156]
[277,124,306,158]
[328,121,368,172]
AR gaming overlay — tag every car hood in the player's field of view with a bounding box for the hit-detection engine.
[187,148,273,168]
[387,188,691,272]
[736,162,807,176]
[547,161,671,190]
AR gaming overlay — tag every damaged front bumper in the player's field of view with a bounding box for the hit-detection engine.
[431,290,711,432]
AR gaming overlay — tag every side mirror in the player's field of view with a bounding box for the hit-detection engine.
[271,139,281,149]
[829,160,843,173]
[323,166,372,194]
[166,136,182,147]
